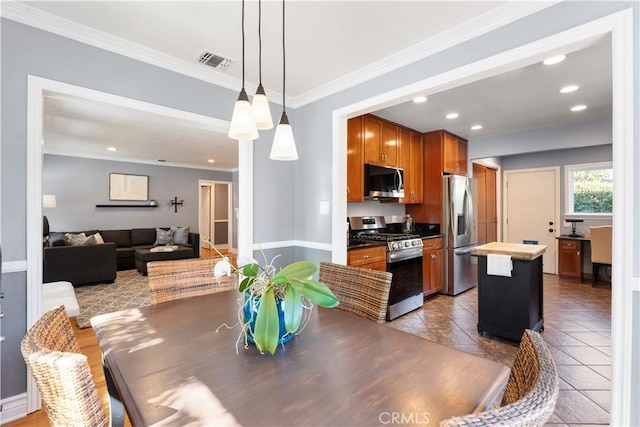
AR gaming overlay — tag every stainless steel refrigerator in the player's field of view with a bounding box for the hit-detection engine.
[442,175,478,296]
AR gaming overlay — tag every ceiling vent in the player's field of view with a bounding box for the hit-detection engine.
[197,51,234,71]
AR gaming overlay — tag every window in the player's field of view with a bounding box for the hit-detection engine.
[565,162,613,215]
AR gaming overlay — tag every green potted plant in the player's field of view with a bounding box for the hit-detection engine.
[204,237,339,354]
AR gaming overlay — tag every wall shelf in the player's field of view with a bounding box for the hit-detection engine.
[96,204,158,208]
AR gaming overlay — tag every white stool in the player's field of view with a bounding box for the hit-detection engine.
[42,281,80,317]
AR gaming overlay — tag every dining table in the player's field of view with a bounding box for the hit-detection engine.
[91,289,510,426]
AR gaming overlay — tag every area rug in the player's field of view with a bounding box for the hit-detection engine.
[75,269,150,328]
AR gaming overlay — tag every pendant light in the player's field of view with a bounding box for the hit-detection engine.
[251,0,273,130]
[270,0,298,161]
[229,0,259,141]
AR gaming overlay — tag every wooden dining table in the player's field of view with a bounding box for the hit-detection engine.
[91,289,510,426]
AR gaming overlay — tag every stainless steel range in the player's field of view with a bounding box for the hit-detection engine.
[349,216,424,320]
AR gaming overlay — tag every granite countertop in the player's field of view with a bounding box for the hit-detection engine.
[472,242,547,260]
[421,234,444,240]
[347,241,387,250]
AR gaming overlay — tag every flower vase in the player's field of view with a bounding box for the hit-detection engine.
[243,293,296,346]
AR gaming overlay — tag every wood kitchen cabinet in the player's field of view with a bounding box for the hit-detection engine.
[557,238,583,282]
[398,129,423,204]
[363,115,399,167]
[443,131,468,175]
[422,237,444,297]
[347,116,364,202]
[473,163,497,245]
[347,245,387,272]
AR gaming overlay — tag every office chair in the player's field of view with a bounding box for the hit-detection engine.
[589,225,612,286]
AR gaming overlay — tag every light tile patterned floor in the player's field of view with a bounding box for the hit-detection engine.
[386,274,612,425]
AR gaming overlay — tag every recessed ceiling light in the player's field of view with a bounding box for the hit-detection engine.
[560,85,579,93]
[446,112,459,119]
[208,159,216,163]
[107,147,117,152]
[571,105,587,112]
[470,125,483,130]
[543,54,566,65]
[413,96,427,103]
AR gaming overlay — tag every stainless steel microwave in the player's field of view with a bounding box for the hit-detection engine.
[364,164,404,200]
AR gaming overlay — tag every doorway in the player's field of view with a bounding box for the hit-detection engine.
[504,167,559,274]
[199,181,233,252]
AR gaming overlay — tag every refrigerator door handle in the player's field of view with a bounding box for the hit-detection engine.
[454,246,476,255]
[465,180,473,239]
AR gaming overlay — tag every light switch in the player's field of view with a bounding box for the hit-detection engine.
[320,201,330,215]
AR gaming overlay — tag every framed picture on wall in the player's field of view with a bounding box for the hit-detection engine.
[109,173,149,201]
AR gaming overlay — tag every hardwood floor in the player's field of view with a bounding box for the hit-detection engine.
[7,273,610,426]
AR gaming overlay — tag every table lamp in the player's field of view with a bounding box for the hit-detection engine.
[566,219,583,237]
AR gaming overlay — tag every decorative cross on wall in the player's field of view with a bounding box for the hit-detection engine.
[170,196,184,213]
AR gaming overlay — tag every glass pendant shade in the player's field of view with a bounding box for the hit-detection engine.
[252,84,273,130]
[270,112,298,161]
[229,88,259,140]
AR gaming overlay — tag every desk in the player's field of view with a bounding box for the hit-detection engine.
[557,235,591,283]
[91,290,509,426]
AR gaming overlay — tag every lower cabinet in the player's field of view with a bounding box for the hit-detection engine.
[558,238,582,282]
[422,237,444,297]
[347,245,387,272]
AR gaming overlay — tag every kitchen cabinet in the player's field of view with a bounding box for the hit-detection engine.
[399,129,423,204]
[406,129,468,224]
[347,245,386,272]
[422,237,444,297]
[347,116,364,202]
[443,131,468,175]
[363,115,399,167]
[557,238,583,282]
[473,163,497,244]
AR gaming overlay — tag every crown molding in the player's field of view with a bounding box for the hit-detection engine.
[2,1,556,109]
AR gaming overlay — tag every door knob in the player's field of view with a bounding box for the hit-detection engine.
[548,228,554,233]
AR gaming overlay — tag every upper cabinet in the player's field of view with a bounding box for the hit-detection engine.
[441,131,468,175]
[398,128,423,204]
[347,116,364,202]
[363,115,399,167]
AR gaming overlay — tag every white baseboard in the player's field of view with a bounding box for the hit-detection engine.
[0,393,28,424]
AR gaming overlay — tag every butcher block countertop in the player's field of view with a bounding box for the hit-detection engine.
[472,242,547,260]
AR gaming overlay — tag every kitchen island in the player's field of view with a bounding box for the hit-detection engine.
[472,242,547,341]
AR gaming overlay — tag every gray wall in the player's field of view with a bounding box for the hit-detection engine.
[44,155,232,232]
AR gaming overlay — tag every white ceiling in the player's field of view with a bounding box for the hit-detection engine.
[10,1,612,169]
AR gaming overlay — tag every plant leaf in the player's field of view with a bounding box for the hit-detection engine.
[293,278,339,308]
[274,261,317,281]
[253,287,279,355]
[284,285,302,333]
[241,263,260,277]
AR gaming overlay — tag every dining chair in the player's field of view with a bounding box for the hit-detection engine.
[590,225,612,286]
[318,262,393,323]
[147,256,236,305]
[440,329,559,427]
[21,306,108,427]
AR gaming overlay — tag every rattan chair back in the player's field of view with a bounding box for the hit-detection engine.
[319,262,393,323]
[440,329,559,426]
[148,256,236,305]
[21,306,108,427]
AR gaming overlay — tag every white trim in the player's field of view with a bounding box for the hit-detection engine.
[0,393,28,424]
[564,161,613,216]
[251,240,332,252]
[1,260,27,274]
[26,75,254,414]
[331,8,635,424]
[633,278,640,293]
[0,1,555,109]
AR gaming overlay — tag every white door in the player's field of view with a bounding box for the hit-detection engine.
[504,167,559,274]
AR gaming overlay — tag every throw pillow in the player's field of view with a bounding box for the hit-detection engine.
[79,235,97,246]
[64,232,87,246]
[171,226,190,245]
[155,228,174,245]
[93,232,104,244]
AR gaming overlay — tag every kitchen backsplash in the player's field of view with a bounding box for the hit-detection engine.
[347,201,406,225]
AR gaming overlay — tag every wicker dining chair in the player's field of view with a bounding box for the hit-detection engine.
[440,329,559,427]
[318,262,393,323]
[147,256,237,305]
[21,305,108,427]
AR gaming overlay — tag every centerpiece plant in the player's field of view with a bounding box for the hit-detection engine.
[204,237,339,355]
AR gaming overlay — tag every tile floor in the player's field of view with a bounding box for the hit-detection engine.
[387,274,612,426]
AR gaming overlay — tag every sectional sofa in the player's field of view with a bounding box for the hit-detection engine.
[44,227,200,286]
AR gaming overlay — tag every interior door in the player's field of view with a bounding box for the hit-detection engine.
[504,167,559,274]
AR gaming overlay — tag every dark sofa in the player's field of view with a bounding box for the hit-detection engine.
[44,227,200,286]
